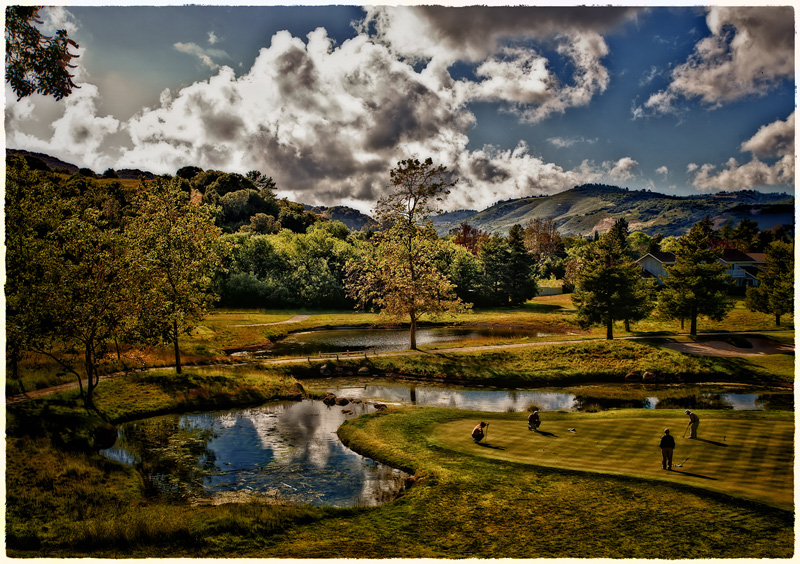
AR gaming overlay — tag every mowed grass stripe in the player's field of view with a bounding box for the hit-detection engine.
[431,415,793,510]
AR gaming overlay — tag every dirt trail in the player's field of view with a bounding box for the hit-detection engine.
[661,337,794,357]
[7,333,793,404]
[229,314,313,327]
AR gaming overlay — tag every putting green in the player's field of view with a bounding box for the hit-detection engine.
[432,414,794,510]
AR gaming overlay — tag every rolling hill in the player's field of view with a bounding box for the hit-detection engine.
[432,184,794,237]
[8,149,793,238]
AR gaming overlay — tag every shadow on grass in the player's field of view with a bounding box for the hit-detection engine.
[693,438,727,447]
[669,469,717,480]
[534,430,558,437]
[477,442,506,450]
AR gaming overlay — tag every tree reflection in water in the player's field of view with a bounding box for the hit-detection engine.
[116,417,217,501]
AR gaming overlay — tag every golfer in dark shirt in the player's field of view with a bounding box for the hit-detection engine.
[660,429,675,470]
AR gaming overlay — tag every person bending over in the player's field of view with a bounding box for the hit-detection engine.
[472,421,488,443]
[528,411,541,431]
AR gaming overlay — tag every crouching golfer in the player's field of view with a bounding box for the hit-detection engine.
[660,428,675,470]
[472,422,488,443]
[528,411,541,431]
[685,410,700,439]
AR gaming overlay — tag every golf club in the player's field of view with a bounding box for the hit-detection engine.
[673,457,689,468]
[682,421,691,438]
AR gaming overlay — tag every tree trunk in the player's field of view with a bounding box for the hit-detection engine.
[409,315,417,350]
[606,318,613,340]
[776,312,781,327]
[624,319,631,332]
[173,319,182,374]
[84,343,96,410]
[689,305,698,336]
[9,347,29,397]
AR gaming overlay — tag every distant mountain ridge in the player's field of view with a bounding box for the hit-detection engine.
[8,150,793,237]
[432,184,794,237]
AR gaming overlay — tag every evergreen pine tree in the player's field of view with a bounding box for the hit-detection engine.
[655,217,733,335]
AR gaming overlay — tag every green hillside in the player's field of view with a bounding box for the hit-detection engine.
[434,184,794,237]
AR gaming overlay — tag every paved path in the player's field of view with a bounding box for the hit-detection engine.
[229,314,313,327]
[6,332,793,404]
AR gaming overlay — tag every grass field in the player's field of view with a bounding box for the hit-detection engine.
[432,411,794,510]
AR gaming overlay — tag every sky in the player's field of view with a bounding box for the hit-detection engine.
[4,3,796,213]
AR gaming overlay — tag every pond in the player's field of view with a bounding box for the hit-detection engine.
[102,399,408,507]
[102,380,791,508]
[307,380,794,412]
[231,326,554,358]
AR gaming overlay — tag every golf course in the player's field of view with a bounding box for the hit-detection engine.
[432,411,794,510]
[5,299,795,558]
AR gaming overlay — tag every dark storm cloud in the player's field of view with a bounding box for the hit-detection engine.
[399,6,643,60]
[469,155,510,183]
[201,112,245,142]
[365,79,444,150]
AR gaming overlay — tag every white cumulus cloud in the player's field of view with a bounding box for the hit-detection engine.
[688,112,795,192]
[637,6,794,116]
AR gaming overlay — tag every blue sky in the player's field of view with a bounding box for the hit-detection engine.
[5,4,795,213]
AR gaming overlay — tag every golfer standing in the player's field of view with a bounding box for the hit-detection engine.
[685,410,699,439]
[660,428,675,470]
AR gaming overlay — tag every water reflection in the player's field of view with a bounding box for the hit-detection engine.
[241,326,553,358]
[313,381,792,413]
[102,400,408,507]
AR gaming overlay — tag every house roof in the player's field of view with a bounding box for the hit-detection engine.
[636,251,675,264]
[720,249,759,263]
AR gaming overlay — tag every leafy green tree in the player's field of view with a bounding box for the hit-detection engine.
[477,234,511,305]
[505,224,539,305]
[5,6,80,100]
[6,159,133,411]
[176,165,203,180]
[126,178,227,373]
[655,217,734,335]
[571,219,654,339]
[246,170,277,195]
[437,240,483,304]
[5,160,65,393]
[346,158,467,349]
[746,241,794,326]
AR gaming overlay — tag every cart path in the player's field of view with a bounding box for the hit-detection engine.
[229,314,313,327]
[6,332,793,404]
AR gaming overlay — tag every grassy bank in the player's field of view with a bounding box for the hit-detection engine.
[360,339,794,386]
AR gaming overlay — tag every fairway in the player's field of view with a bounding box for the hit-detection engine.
[432,413,794,510]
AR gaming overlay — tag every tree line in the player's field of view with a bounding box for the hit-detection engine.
[6,156,794,408]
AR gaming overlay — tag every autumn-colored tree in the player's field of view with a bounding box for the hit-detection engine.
[5,6,80,100]
[452,222,490,255]
[346,158,468,349]
[523,217,563,259]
